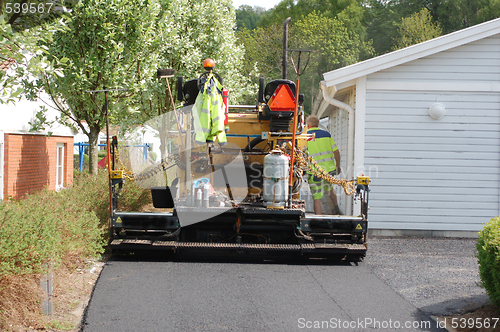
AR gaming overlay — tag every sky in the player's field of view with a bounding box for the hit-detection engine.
[232,0,282,10]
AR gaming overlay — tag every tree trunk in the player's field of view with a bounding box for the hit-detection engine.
[88,128,100,175]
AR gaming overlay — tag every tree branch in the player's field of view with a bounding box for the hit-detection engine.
[88,92,104,116]
[42,73,80,125]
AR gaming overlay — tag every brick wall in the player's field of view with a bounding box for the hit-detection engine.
[3,133,73,200]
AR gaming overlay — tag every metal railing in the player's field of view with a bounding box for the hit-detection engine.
[74,142,149,172]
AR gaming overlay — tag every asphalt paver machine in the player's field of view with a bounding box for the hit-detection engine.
[108,20,370,260]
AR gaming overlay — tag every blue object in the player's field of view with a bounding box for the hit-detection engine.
[225,134,260,138]
[74,142,149,172]
[193,177,210,188]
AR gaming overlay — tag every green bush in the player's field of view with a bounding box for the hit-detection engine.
[0,169,151,276]
[71,169,152,227]
[477,216,500,306]
[69,170,110,227]
[0,190,104,276]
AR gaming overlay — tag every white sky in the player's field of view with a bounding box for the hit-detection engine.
[232,0,282,10]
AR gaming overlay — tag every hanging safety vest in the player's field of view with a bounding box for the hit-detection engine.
[193,72,227,145]
[306,127,338,173]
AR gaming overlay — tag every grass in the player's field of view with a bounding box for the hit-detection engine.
[46,320,74,330]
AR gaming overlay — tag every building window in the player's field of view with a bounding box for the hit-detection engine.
[56,143,65,190]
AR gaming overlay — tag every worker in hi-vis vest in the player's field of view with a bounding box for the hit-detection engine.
[193,59,227,146]
[306,115,342,215]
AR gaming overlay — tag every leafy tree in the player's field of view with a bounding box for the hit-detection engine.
[258,0,301,27]
[239,23,285,80]
[364,0,434,55]
[236,5,266,30]
[393,7,442,49]
[236,1,373,114]
[19,0,250,174]
[365,0,500,54]
[235,27,261,104]
[22,0,161,174]
[433,0,500,33]
[365,0,400,55]
[258,0,362,28]
[0,0,75,30]
[477,0,500,23]
[0,1,68,104]
[0,0,74,100]
[117,0,252,158]
[117,0,252,133]
[293,6,373,113]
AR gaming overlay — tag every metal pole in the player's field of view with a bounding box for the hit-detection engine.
[164,77,184,148]
[185,114,192,198]
[282,17,291,80]
[105,89,113,219]
[40,261,53,315]
[84,87,126,215]
[143,143,149,161]
[288,52,302,208]
[79,143,84,172]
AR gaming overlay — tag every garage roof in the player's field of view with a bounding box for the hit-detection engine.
[322,17,500,88]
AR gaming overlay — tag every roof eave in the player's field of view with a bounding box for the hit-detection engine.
[323,17,500,87]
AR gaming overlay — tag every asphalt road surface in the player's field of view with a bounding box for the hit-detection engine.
[81,237,484,332]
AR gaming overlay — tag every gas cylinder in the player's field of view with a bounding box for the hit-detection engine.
[263,150,289,208]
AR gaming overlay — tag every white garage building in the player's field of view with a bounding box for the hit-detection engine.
[318,18,500,237]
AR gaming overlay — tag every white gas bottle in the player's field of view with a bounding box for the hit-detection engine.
[263,149,289,208]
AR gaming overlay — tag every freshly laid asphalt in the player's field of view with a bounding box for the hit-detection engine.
[81,237,486,331]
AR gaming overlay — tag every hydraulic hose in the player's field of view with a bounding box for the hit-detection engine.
[244,137,265,152]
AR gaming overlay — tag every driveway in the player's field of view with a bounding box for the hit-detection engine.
[81,237,484,331]
[365,236,487,316]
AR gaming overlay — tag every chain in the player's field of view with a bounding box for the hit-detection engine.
[114,146,186,181]
[280,146,356,196]
[114,146,135,180]
[115,145,355,195]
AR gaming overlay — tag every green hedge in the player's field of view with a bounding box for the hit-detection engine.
[0,169,151,276]
[71,169,152,228]
[0,190,104,276]
[477,216,500,306]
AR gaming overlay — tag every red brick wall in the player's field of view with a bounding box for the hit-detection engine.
[3,133,73,200]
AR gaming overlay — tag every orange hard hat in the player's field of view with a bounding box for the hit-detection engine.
[203,58,215,70]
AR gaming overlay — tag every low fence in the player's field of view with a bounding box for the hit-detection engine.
[74,142,149,172]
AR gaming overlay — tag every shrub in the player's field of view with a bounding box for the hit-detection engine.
[69,170,110,227]
[119,178,152,212]
[70,169,152,227]
[0,168,152,329]
[0,190,104,276]
[477,216,500,306]
[0,169,151,277]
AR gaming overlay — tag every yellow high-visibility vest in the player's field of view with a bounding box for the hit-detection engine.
[193,73,227,145]
[306,127,338,173]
